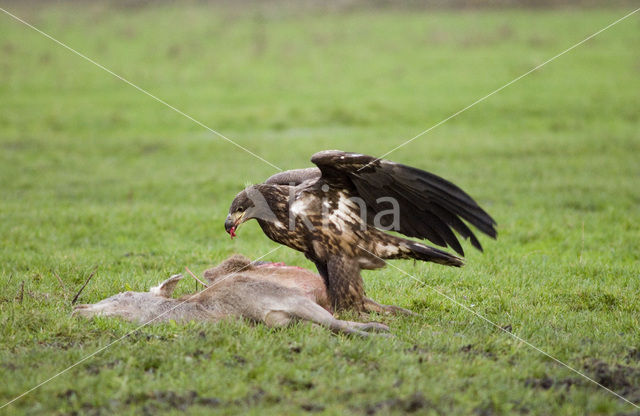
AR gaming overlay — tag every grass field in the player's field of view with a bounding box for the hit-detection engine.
[1,2,640,415]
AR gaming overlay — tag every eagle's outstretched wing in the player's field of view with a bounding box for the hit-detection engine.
[310,150,497,256]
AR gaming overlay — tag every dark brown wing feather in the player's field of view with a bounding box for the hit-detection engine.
[310,150,497,256]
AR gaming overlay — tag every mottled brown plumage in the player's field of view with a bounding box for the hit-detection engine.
[225,150,496,312]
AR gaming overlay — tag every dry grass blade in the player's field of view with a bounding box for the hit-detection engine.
[185,266,209,288]
[71,268,97,305]
[52,270,66,290]
[16,281,24,303]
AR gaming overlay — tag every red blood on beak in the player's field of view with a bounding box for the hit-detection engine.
[229,226,237,238]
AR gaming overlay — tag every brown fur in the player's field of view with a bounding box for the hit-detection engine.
[202,254,330,311]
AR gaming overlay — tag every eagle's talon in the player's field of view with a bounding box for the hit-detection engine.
[363,297,419,317]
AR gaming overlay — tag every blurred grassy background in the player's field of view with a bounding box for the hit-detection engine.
[1,1,639,415]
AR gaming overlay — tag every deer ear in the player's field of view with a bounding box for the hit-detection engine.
[150,274,183,297]
[204,254,253,284]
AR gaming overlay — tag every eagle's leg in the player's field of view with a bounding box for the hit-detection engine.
[312,259,330,287]
[325,257,366,313]
[363,297,418,316]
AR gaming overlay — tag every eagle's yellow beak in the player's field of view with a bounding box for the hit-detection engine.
[224,212,245,238]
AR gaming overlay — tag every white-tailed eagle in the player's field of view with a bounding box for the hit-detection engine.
[225,150,496,312]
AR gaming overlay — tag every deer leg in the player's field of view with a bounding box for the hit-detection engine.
[264,310,293,327]
[286,300,390,337]
[341,320,390,333]
[363,297,418,316]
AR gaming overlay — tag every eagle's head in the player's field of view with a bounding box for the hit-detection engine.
[225,189,255,238]
[225,184,288,238]
[225,184,282,238]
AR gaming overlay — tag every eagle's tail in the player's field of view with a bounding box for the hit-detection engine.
[375,234,464,267]
[401,240,464,267]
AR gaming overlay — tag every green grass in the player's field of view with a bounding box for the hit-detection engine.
[1,3,640,414]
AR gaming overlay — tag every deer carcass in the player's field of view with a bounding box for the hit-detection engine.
[73,255,392,337]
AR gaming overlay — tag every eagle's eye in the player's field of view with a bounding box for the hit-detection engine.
[237,207,244,212]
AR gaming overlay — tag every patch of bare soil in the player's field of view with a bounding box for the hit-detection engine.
[524,375,582,390]
[125,390,221,412]
[524,357,640,404]
[364,392,430,415]
[583,358,640,401]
